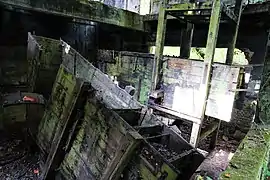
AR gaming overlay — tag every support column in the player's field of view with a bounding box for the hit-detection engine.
[190,0,222,146]
[151,0,168,91]
[225,0,244,65]
[180,22,194,58]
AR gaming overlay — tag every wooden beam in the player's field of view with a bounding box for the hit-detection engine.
[151,0,168,91]
[226,0,244,65]
[190,0,222,146]
[180,22,194,58]
[199,120,219,141]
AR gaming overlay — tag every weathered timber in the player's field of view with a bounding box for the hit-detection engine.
[33,36,143,179]
[180,22,194,59]
[225,0,244,65]
[189,0,222,147]
[121,125,205,180]
[0,0,144,31]
[152,0,168,91]
[37,65,84,179]
[27,33,63,99]
[199,120,219,142]
[58,90,142,180]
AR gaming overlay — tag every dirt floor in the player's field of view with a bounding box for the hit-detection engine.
[0,130,40,180]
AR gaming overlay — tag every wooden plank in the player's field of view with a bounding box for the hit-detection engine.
[152,0,168,91]
[39,66,83,179]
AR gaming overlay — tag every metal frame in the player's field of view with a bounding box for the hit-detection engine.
[151,0,243,147]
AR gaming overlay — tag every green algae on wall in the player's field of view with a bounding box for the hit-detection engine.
[220,127,270,180]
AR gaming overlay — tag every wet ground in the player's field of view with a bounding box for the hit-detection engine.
[0,130,40,180]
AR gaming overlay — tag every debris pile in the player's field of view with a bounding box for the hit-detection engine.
[0,131,40,180]
[151,142,178,159]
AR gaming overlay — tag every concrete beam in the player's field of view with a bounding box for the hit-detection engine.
[0,0,145,31]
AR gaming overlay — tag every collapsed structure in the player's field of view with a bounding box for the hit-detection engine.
[0,0,270,179]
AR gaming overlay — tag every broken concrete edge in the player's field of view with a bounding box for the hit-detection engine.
[220,125,270,180]
[0,0,145,32]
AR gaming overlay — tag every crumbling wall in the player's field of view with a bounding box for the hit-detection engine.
[97,50,154,104]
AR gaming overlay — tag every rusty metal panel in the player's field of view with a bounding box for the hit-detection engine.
[205,65,240,122]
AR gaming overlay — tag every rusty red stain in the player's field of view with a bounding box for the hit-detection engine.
[168,59,191,70]
[23,96,37,102]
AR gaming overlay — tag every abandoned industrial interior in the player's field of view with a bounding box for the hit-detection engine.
[2,0,270,179]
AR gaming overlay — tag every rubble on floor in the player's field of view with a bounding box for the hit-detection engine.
[0,131,40,180]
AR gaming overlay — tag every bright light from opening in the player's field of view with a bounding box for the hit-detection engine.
[65,44,70,54]
[245,73,251,84]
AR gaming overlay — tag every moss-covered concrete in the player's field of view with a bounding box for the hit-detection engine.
[220,127,270,180]
[1,0,144,31]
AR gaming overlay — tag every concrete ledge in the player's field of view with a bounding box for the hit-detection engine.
[220,126,270,180]
[0,0,145,31]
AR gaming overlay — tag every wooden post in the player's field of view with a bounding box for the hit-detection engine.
[151,0,168,91]
[225,0,244,65]
[180,22,194,58]
[190,0,222,146]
